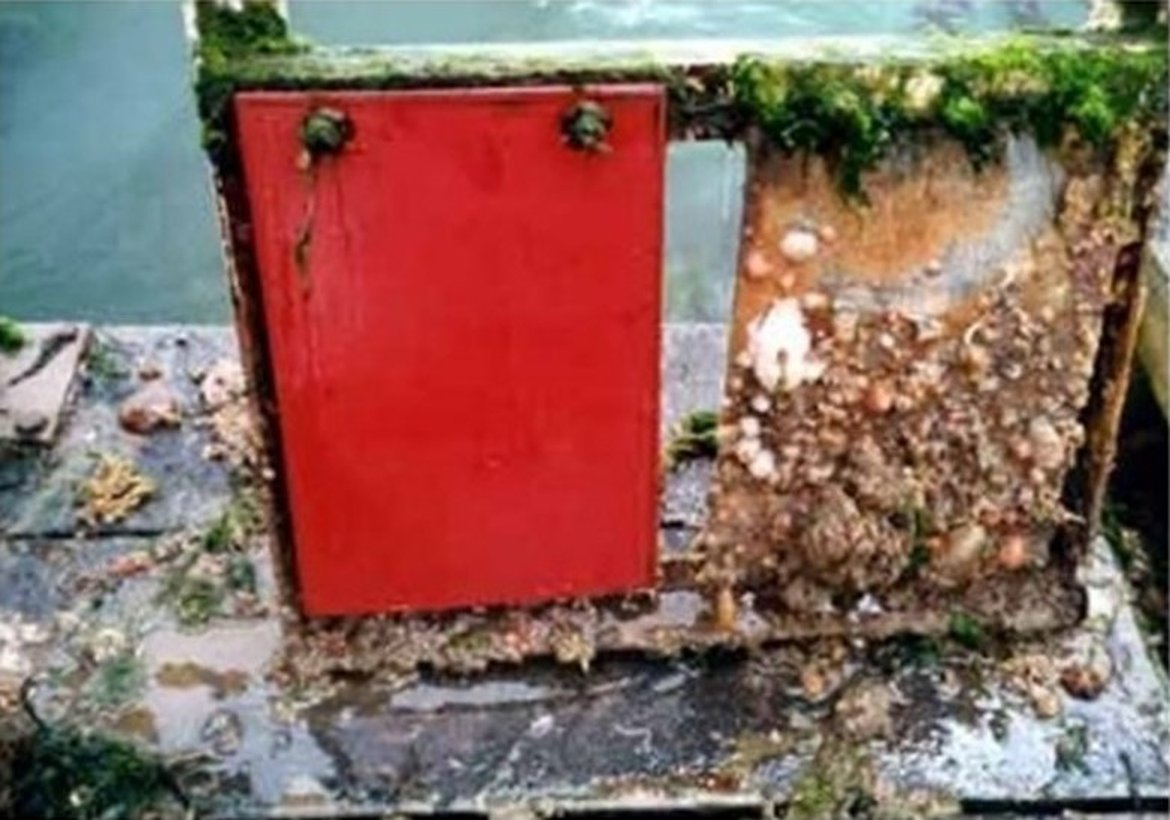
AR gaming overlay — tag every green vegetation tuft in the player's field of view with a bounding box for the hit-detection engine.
[664,409,720,469]
[786,742,876,820]
[732,38,1167,197]
[170,576,226,627]
[0,317,25,354]
[1055,723,1091,774]
[226,554,258,595]
[9,717,181,819]
[887,632,942,669]
[85,337,128,383]
[191,9,1165,200]
[947,610,986,650]
[194,0,304,167]
[88,652,146,709]
[161,486,262,628]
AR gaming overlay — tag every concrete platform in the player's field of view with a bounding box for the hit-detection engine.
[1,325,1167,818]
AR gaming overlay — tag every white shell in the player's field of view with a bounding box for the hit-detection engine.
[739,416,762,439]
[744,250,772,279]
[746,298,825,392]
[747,448,776,481]
[735,436,762,464]
[1028,417,1065,469]
[779,228,819,263]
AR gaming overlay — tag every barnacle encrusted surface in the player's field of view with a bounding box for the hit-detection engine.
[698,127,1157,616]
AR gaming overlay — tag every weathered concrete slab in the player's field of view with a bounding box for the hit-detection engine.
[1,326,238,538]
[3,531,1166,816]
[0,322,89,445]
[660,322,727,440]
[1,325,1166,818]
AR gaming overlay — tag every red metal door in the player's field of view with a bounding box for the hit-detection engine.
[235,86,664,615]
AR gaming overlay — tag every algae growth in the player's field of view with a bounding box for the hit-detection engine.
[193,2,1165,200]
[193,0,304,166]
[158,486,263,628]
[731,37,1167,196]
[5,686,183,819]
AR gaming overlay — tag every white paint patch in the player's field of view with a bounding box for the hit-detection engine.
[745,298,824,392]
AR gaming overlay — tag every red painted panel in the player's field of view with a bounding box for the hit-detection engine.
[235,86,664,615]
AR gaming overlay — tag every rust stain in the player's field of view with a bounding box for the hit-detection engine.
[729,142,1008,354]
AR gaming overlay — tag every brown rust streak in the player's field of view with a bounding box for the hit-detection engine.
[212,166,305,616]
[1079,245,1149,541]
[729,140,1007,354]
[1063,134,1164,554]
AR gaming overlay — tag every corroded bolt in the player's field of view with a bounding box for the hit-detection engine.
[299,107,353,159]
[560,100,612,152]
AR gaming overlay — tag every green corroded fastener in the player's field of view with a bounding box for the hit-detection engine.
[299,107,353,160]
[561,100,612,153]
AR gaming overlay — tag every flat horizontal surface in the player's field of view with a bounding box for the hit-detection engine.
[220,33,1152,88]
[0,323,89,446]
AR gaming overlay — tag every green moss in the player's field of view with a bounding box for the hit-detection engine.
[731,58,912,198]
[195,0,296,61]
[947,610,986,650]
[84,337,128,383]
[10,722,180,819]
[161,488,262,627]
[194,25,1165,200]
[786,742,876,819]
[174,577,226,626]
[87,652,146,709]
[1055,723,1091,774]
[194,0,304,166]
[0,316,25,354]
[733,37,1166,197]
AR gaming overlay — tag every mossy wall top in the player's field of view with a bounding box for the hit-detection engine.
[194,2,1166,196]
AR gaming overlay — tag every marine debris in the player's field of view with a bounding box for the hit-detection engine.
[76,454,156,527]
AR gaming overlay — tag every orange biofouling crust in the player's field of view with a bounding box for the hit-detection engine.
[729,140,1009,354]
[701,134,1153,624]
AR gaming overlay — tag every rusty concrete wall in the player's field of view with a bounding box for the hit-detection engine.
[700,134,1136,621]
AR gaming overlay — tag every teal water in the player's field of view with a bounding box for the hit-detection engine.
[0,0,1088,324]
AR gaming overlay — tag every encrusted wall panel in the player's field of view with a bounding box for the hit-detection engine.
[701,135,1133,618]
